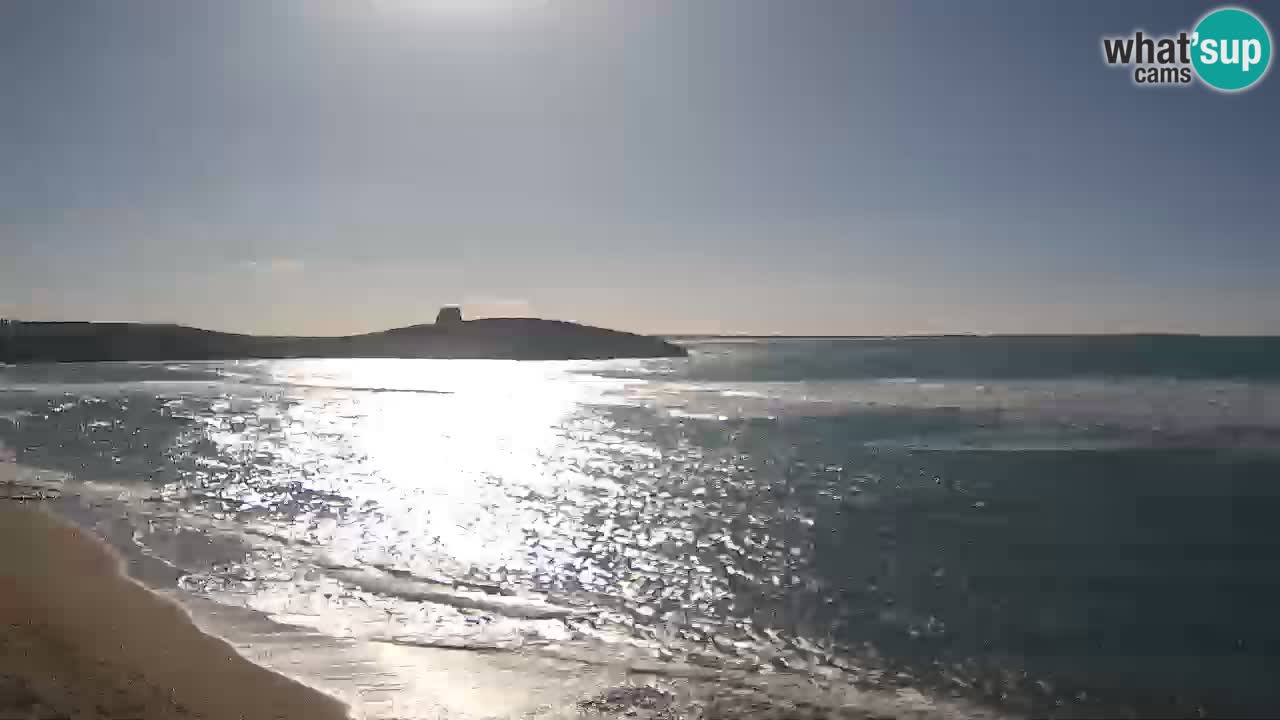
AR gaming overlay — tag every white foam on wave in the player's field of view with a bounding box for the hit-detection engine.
[322,566,583,621]
[639,378,1280,448]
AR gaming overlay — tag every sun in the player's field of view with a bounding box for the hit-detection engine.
[374,0,545,20]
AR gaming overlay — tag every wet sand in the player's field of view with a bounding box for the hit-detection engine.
[0,480,350,720]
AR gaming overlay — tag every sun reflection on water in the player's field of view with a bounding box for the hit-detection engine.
[8,351,1277,717]
[247,359,632,579]
[0,357,879,689]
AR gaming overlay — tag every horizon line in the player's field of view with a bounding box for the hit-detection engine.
[4,319,1279,341]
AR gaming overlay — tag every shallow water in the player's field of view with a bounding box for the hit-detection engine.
[3,338,1279,718]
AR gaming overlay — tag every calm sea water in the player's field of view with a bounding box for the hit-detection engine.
[3,336,1280,718]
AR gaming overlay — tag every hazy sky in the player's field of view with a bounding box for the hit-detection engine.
[3,0,1278,335]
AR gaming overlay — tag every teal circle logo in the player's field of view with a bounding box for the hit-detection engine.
[1192,7,1272,91]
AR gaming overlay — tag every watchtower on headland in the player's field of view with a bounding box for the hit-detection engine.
[435,306,463,328]
[0,319,15,364]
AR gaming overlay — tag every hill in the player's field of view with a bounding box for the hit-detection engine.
[0,315,687,363]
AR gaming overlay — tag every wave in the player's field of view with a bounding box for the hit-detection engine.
[634,377,1280,449]
[321,566,585,621]
[211,379,453,395]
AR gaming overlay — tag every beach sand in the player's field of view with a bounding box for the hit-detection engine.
[0,461,997,720]
[0,484,350,720]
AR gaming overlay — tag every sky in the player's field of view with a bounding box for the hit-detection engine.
[2,0,1278,336]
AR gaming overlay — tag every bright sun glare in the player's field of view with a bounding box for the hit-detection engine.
[378,0,545,19]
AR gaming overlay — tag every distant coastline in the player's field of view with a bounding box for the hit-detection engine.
[0,310,687,363]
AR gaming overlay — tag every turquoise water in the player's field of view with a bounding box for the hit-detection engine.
[2,337,1279,717]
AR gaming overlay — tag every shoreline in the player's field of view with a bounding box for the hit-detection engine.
[0,459,1006,720]
[0,481,350,720]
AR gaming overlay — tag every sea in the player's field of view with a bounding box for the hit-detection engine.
[2,335,1279,719]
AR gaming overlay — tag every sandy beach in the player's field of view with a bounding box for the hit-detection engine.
[0,467,350,720]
